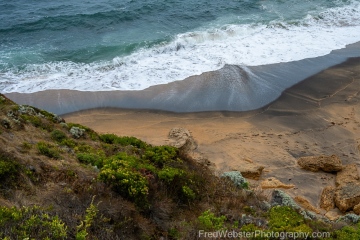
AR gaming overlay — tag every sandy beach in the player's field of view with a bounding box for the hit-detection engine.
[63,58,360,212]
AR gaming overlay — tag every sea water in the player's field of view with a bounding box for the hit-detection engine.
[1,0,360,94]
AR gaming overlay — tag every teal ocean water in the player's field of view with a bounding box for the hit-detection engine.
[1,0,360,93]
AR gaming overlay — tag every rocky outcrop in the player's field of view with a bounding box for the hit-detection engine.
[260,177,294,189]
[325,209,342,221]
[335,164,359,187]
[295,196,321,214]
[338,214,360,224]
[334,182,360,212]
[353,203,360,215]
[320,186,335,211]
[297,155,343,172]
[271,190,299,209]
[168,128,197,152]
[232,162,264,180]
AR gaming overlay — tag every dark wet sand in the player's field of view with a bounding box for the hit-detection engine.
[63,58,360,212]
[5,42,360,115]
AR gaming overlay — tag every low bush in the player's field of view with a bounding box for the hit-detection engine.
[268,206,312,234]
[334,224,360,239]
[198,210,226,231]
[37,142,61,159]
[0,96,5,104]
[99,134,147,148]
[0,158,18,181]
[99,154,149,207]
[74,143,94,153]
[158,167,184,183]
[21,115,54,131]
[181,185,196,201]
[60,139,77,148]
[51,129,67,142]
[77,153,104,168]
[0,206,67,239]
[76,198,98,240]
[143,146,178,167]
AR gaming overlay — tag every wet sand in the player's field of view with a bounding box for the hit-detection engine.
[5,42,360,115]
[64,58,360,211]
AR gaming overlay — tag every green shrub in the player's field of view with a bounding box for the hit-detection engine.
[0,206,67,239]
[38,109,63,123]
[20,115,42,127]
[77,153,104,168]
[269,206,312,234]
[158,167,184,183]
[99,154,149,207]
[60,139,77,148]
[182,185,196,201]
[37,142,61,159]
[198,210,226,231]
[240,224,264,240]
[99,134,121,144]
[74,143,94,153]
[76,197,98,240]
[168,227,181,239]
[99,134,147,148]
[0,159,19,181]
[21,115,53,131]
[143,146,178,167]
[51,129,67,142]
[110,153,156,173]
[334,225,360,239]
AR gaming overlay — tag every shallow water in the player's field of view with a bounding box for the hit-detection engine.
[1,0,360,93]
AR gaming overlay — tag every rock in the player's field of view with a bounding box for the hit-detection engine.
[294,196,321,214]
[335,164,359,187]
[70,126,85,139]
[337,213,360,224]
[18,105,37,116]
[239,215,268,228]
[297,155,343,172]
[320,186,335,211]
[221,171,248,189]
[168,128,197,152]
[260,177,295,189]
[232,162,264,180]
[271,189,299,209]
[334,182,360,212]
[353,203,360,215]
[1,118,11,129]
[259,201,271,211]
[53,114,65,123]
[325,209,342,221]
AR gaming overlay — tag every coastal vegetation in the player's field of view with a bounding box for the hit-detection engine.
[0,93,358,239]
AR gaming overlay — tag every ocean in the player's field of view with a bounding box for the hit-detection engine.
[1,0,360,98]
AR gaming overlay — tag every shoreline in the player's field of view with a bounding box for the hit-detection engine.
[64,57,360,211]
[4,41,360,115]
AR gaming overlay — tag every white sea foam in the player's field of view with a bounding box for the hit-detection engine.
[1,1,360,93]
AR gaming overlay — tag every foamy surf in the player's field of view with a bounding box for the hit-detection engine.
[1,0,360,93]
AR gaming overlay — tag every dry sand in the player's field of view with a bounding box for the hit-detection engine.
[64,58,360,212]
